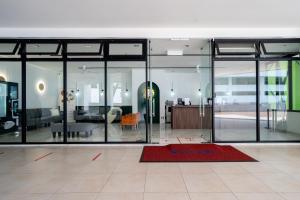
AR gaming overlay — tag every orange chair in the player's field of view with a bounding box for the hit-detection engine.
[121,112,141,129]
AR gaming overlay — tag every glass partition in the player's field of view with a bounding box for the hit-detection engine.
[26,62,63,142]
[214,61,257,141]
[260,60,300,141]
[107,61,147,142]
[67,62,105,142]
[0,62,22,142]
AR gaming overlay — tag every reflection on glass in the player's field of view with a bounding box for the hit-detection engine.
[67,62,105,142]
[214,61,256,141]
[0,62,22,142]
[260,61,300,141]
[107,62,146,142]
[149,39,212,144]
[149,66,212,144]
[26,62,63,142]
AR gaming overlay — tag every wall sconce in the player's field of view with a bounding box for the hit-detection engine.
[36,80,46,94]
[170,81,175,97]
[0,74,7,82]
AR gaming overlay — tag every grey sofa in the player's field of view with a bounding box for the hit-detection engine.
[74,106,132,122]
[51,122,98,138]
[26,108,62,129]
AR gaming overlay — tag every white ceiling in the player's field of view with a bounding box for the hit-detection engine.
[0,0,299,29]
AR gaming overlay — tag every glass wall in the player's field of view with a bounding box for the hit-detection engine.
[214,61,257,141]
[0,62,22,142]
[67,62,105,142]
[107,62,147,142]
[260,60,300,141]
[26,62,63,142]
[149,39,212,144]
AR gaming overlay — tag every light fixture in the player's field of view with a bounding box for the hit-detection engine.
[32,44,41,48]
[167,50,183,56]
[83,45,93,48]
[170,81,175,97]
[198,89,202,96]
[0,74,7,81]
[124,82,129,97]
[226,91,232,96]
[100,82,104,96]
[75,88,80,96]
[36,80,46,94]
[170,38,189,41]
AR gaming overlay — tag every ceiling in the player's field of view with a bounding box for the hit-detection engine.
[0,0,299,29]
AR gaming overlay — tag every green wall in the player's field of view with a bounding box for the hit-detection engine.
[292,61,300,110]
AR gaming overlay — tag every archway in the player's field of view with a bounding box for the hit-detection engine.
[137,81,160,123]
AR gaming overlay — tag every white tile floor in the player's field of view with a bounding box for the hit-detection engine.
[0,144,300,200]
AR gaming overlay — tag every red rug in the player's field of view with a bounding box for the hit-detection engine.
[140,144,257,162]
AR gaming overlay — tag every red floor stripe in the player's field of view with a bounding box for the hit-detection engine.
[92,153,102,161]
[34,152,53,161]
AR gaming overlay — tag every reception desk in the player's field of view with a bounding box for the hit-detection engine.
[171,105,212,129]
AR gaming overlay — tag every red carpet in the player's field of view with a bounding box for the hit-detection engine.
[140,144,257,162]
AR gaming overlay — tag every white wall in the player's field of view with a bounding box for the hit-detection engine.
[0,62,62,109]
[131,68,211,123]
[0,62,22,109]
[68,70,132,107]
[26,63,61,109]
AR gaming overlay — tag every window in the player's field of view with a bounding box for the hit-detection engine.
[232,77,256,85]
[112,84,122,104]
[90,84,100,103]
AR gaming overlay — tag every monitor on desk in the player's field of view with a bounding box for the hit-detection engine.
[177,98,183,105]
[177,98,190,105]
[184,98,190,105]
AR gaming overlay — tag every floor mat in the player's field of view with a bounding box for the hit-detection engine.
[140,144,257,162]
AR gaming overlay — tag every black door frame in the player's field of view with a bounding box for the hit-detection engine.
[1,38,300,144]
[0,38,149,144]
[211,38,300,143]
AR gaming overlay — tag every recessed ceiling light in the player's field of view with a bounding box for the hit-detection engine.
[170,38,189,41]
[33,44,40,48]
[84,45,93,48]
[167,50,183,56]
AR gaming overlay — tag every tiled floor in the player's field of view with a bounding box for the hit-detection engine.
[0,144,300,200]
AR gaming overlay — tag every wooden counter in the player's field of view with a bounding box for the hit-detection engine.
[171,105,212,129]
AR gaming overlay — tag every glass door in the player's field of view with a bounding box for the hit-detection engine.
[149,39,212,144]
[214,61,257,141]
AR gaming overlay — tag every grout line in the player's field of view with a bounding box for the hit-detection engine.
[91,152,102,161]
[213,172,239,200]
[34,152,53,161]
[179,168,192,200]
[177,137,182,144]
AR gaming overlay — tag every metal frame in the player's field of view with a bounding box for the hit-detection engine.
[260,39,300,55]
[1,38,300,144]
[0,38,148,144]
[0,40,20,55]
[214,39,260,56]
[212,38,300,143]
